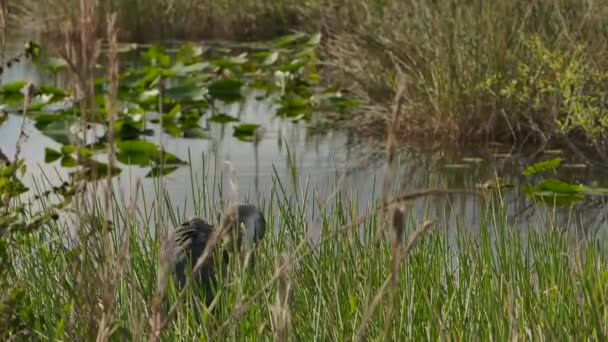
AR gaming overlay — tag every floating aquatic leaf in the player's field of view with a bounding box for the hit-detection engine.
[171,62,210,75]
[60,155,77,168]
[166,104,181,121]
[146,166,179,178]
[277,96,309,118]
[233,123,260,142]
[116,140,185,166]
[38,85,67,98]
[115,121,144,140]
[523,179,585,206]
[162,120,182,137]
[279,59,310,73]
[144,45,171,67]
[164,84,207,102]
[522,157,562,176]
[44,148,62,163]
[43,57,68,72]
[210,113,239,123]
[1,80,28,94]
[182,127,208,139]
[211,54,248,68]
[176,43,203,64]
[263,51,279,66]
[36,120,75,145]
[208,78,243,102]
[116,140,158,165]
[139,89,159,103]
[274,32,308,47]
[60,145,75,155]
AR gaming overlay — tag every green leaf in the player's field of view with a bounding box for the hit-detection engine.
[144,45,171,67]
[164,84,208,102]
[162,120,182,137]
[523,179,585,206]
[233,123,260,142]
[211,54,248,68]
[182,127,208,139]
[171,62,210,75]
[210,113,239,123]
[139,89,159,103]
[0,176,28,196]
[166,104,181,121]
[1,80,28,94]
[176,43,203,64]
[44,57,68,72]
[116,140,186,166]
[146,166,179,178]
[60,145,75,155]
[116,140,158,165]
[115,121,144,140]
[208,78,243,103]
[263,51,279,66]
[44,148,62,163]
[60,155,77,168]
[523,158,562,176]
[275,32,308,47]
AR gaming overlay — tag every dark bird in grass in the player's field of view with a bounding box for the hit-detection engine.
[161,203,266,306]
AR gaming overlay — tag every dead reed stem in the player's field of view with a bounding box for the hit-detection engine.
[377,74,408,242]
[383,207,404,339]
[96,12,122,342]
[0,0,7,68]
[270,255,293,341]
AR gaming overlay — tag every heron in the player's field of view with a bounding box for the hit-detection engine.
[161,203,266,306]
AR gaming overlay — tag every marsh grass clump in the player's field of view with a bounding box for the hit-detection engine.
[3,164,608,340]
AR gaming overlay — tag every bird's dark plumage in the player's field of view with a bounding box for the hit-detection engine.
[162,204,266,306]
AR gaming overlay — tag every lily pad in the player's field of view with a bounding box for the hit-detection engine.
[523,179,585,206]
[233,123,260,142]
[522,158,562,176]
[210,113,239,123]
[208,78,243,103]
[44,148,62,163]
[146,166,179,178]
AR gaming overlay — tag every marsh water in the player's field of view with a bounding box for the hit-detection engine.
[2,39,607,242]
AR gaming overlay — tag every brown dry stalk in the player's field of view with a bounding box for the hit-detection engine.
[383,207,405,339]
[377,74,408,242]
[95,12,122,342]
[270,255,293,341]
[355,219,437,341]
[0,0,7,63]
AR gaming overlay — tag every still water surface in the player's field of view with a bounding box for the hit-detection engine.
[1,39,607,242]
